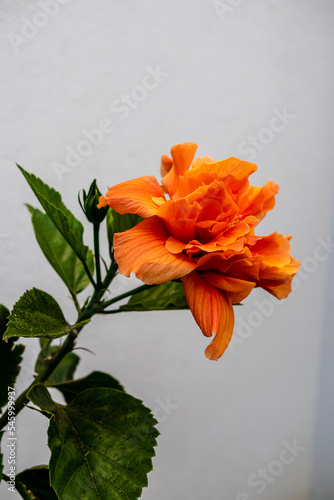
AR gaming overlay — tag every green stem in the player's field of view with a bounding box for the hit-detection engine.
[70,292,81,314]
[94,223,102,288]
[0,330,80,431]
[98,309,122,314]
[0,258,121,431]
[81,258,96,288]
[98,284,156,311]
[0,283,106,431]
[102,261,118,289]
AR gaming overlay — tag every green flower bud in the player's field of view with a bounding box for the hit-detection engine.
[79,179,108,224]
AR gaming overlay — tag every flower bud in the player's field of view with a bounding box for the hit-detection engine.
[79,179,108,224]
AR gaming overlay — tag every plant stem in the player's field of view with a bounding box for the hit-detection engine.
[0,198,122,431]
[98,309,122,314]
[70,292,81,314]
[0,330,80,431]
[98,284,156,311]
[0,278,113,431]
[81,258,96,288]
[94,223,102,288]
[102,263,118,288]
[0,257,134,430]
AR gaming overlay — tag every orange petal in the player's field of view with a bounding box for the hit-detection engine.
[103,176,166,218]
[160,154,173,178]
[97,196,107,209]
[183,235,245,256]
[178,220,250,257]
[113,217,196,284]
[259,256,301,299]
[165,236,187,254]
[223,255,262,283]
[202,271,256,304]
[201,220,250,250]
[250,232,291,267]
[170,143,198,175]
[196,248,253,273]
[161,143,198,197]
[157,198,200,242]
[203,272,256,293]
[193,157,257,181]
[191,156,214,169]
[175,157,257,198]
[238,181,279,222]
[182,271,235,360]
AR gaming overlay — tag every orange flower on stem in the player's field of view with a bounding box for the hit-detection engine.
[98,143,300,360]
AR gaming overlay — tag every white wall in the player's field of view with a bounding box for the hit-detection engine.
[1,1,333,499]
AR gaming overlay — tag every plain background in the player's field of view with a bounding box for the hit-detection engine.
[1,1,334,499]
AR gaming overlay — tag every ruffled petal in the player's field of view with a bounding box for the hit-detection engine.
[223,255,262,283]
[196,248,253,273]
[165,236,187,254]
[157,198,199,242]
[171,143,198,175]
[175,157,257,198]
[160,154,173,178]
[182,271,235,360]
[113,217,196,284]
[192,157,257,181]
[203,272,256,293]
[250,232,292,267]
[199,220,250,250]
[174,221,250,258]
[191,156,214,169]
[238,180,279,222]
[202,271,256,303]
[102,176,166,218]
[161,143,198,197]
[259,256,301,299]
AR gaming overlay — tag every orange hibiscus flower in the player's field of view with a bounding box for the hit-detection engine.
[98,143,300,360]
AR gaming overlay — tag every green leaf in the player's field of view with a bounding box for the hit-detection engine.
[39,337,50,350]
[50,370,125,404]
[0,305,9,334]
[107,209,143,248]
[120,281,189,311]
[0,304,25,412]
[4,288,90,340]
[35,342,80,386]
[18,165,94,278]
[28,383,159,500]
[27,205,93,295]
[15,466,58,500]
